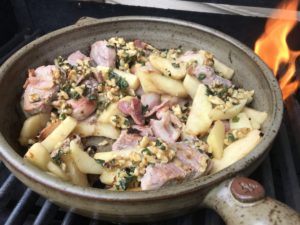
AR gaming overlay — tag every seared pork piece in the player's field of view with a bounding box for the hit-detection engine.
[150,109,180,143]
[22,66,58,115]
[133,39,147,49]
[118,97,144,125]
[179,51,232,87]
[141,93,161,111]
[90,40,116,67]
[67,97,97,121]
[189,64,232,87]
[144,100,169,117]
[160,95,189,107]
[131,125,153,137]
[141,143,211,190]
[112,130,142,151]
[67,50,90,66]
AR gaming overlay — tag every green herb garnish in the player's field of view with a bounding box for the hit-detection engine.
[172,63,180,68]
[119,175,136,191]
[142,148,152,155]
[87,94,97,100]
[227,133,236,142]
[198,73,206,80]
[106,44,115,49]
[123,119,130,127]
[95,159,105,166]
[155,139,162,146]
[125,166,136,176]
[59,113,66,120]
[109,70,129,90]
[217,87,228,98]
[52,150,64,165]
[142,105,148,114]
[160,145,166,150]
[232,116,240,123]
[69,91,81,100]
[206,85,215,96]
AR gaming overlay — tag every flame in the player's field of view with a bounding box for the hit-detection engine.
[254,0,300,100]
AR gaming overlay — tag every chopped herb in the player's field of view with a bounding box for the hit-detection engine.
[160,145,166,150]
[125,166,136,176]
[198,73,206,80]
[228,133,236,142]
[118,78,129,90]
[119,175,136,191]
[155,139,162,147]
[123,119,130,127]
[52,150,64,165]
[95,159,105,166]
[142,105,149,114]
[142,148,152,155]
[87,94,97,100]
[206,85,215,96]
[69,91,80,100]
[232,116,240,123]
[109,70,129,90]
[155,139,166,150]
[106,44,115,49]
[59,113,66,120]
[61,84,71,93]
[172,62,180,68]
[217,87,228,98]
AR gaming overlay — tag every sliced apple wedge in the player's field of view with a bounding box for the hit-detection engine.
[70,139,103,174]
[207,120,225,159]
[185,84,212,135]
[212,129,261,173]
[209,99,247,121]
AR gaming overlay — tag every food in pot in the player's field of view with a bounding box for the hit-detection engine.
[19,37,267,191]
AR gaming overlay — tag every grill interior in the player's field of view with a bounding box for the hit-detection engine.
[0,1,300,224]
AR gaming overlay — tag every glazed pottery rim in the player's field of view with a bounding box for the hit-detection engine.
[0,16,283,201]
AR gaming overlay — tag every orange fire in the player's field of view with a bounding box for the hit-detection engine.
[254,0,300,100]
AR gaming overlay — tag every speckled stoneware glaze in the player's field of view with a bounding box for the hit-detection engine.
[0,17,299,224]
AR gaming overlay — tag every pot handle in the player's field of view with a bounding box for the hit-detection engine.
[203,177,300,225]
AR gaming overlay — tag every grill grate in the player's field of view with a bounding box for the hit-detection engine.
[0,1,300,224]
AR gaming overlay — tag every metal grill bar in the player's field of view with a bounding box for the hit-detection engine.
[89,219,100,225]
[4,189,39,225]
[0,175,19,209]
[62,211,77,225]
[260,157,275,198]
[276,123,300,211]
[33,201,57,225]
[204,210,223,225]
[285,97,300,176]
